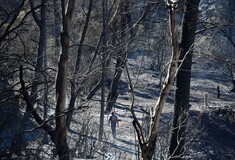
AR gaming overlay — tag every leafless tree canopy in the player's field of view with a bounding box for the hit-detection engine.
[0,0,234,159]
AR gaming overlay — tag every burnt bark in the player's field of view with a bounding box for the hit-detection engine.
[105,0,129,112]
[54,0,75,159]
[86,80,102,100]
[67,0,93,129]
[168,0,200,159]
[29,0,47,103]
[98,0,108,141]
[53,0,61,53]
[19,0,48,154]
[131,2,181,159]
[19,66,56,143]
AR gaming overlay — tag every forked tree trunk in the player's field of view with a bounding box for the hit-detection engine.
[168,0,200,159]
[132,2,180,159]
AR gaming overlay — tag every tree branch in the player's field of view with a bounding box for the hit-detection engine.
[19,66,56,143]
[125,63,146,145]
[29,0,41,26]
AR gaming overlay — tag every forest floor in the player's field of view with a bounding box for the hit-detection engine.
[1,53,234,159]
[71,55,235,160]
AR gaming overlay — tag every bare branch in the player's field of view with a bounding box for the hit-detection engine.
[19,66,56,143]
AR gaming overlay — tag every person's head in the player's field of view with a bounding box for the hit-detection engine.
[111,111,115,115]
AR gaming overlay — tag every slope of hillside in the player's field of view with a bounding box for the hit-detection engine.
[1,53,234,160]
[86,54,235,160]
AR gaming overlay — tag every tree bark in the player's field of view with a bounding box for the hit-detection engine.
[106,0,129,112]
[67,0,93,129]
[19,66,56,143]
[19,1,76,159]
[55,0,75,159]
[30,0,47,103]
[98,0,108,141]
[168,0,200,159]
[132,2,181,159]
[19,0,48,154]
[53,0,61,54]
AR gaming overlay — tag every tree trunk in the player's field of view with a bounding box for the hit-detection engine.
[106,0,129,112]
[168,0,200,159]
[106,56,125,112]
[98,0,108,141]
[19,66,56,143]
[53,0,61,55]
[132,2,181,159]
[19,0,48,154]
[55,0,75,159]
[29,0,47,103]
[140,136,157,160]
[67,0,93,129]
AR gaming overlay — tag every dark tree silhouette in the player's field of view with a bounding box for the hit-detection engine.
[168,0,200,159]
[54,0,76,159]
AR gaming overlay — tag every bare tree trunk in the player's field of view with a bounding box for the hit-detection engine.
[55,0,75,159]
[99,0,108,141]
[86,80,102,100]
[168,0,200,159]
[29,0,47,104]
[18,0,48,154]
[67,0,93,129]
[53,0,61,54]
[19,66,56,142]
[106,0,129,112]
[131,2,181,159]
[19,1,76,158]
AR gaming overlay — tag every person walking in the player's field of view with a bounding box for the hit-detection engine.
[109,111,119,139]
